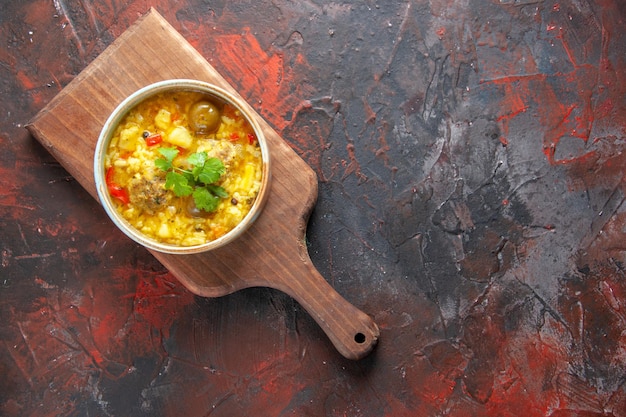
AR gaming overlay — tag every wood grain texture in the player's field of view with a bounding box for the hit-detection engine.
[26,8,378,360]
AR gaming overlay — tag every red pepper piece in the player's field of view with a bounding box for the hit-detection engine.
[229,132,240,142]
[247,133,257,145]
[105,167,130,205]
[109,185,130,205]
[145,133,163,146]
[105,166,115,184]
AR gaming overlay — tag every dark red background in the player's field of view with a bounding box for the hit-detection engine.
[2,0,626,416]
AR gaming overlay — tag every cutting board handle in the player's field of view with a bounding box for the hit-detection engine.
[279,256,380,360]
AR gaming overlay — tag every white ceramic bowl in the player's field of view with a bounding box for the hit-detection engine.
[94,79,271,254]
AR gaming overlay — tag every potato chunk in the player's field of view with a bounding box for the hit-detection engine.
[166,126,193,149]
[154,109,172,131]
[118,124,141,151]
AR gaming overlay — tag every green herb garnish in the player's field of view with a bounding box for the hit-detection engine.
[155,147,227,212]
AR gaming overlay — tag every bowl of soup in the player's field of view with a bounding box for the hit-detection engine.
[94,79,271,254]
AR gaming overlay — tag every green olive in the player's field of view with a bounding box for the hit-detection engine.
[188,100,221,134]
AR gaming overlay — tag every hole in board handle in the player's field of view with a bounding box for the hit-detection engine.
[354,332,366,344]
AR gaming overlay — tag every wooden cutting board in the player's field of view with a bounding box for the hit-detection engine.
[26,8,379,360]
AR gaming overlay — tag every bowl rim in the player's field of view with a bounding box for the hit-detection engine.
[93,79,271,254]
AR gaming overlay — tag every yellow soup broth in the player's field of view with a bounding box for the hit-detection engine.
[104,90,263,246]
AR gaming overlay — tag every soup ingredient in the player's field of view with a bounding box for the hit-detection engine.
[144,133,163,146]
[127,176,171,212]
[154,108,172,130]
[118,124,141,151]
[155,147,228,213]
[166,126,193,149]
[189,100,221,133]
[105,167,130,205]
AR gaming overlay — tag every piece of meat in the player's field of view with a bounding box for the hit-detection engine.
[128,175,172,212]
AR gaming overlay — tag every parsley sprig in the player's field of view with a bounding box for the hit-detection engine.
[155,147,228,212]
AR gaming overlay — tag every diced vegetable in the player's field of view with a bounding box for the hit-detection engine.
[166,126,193,149]
[157,223,170,238]
[145,133,163,146]
[240,163,255,191]
[118,125,141,151]
[154,109,172,130]
[105,167,130,205]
